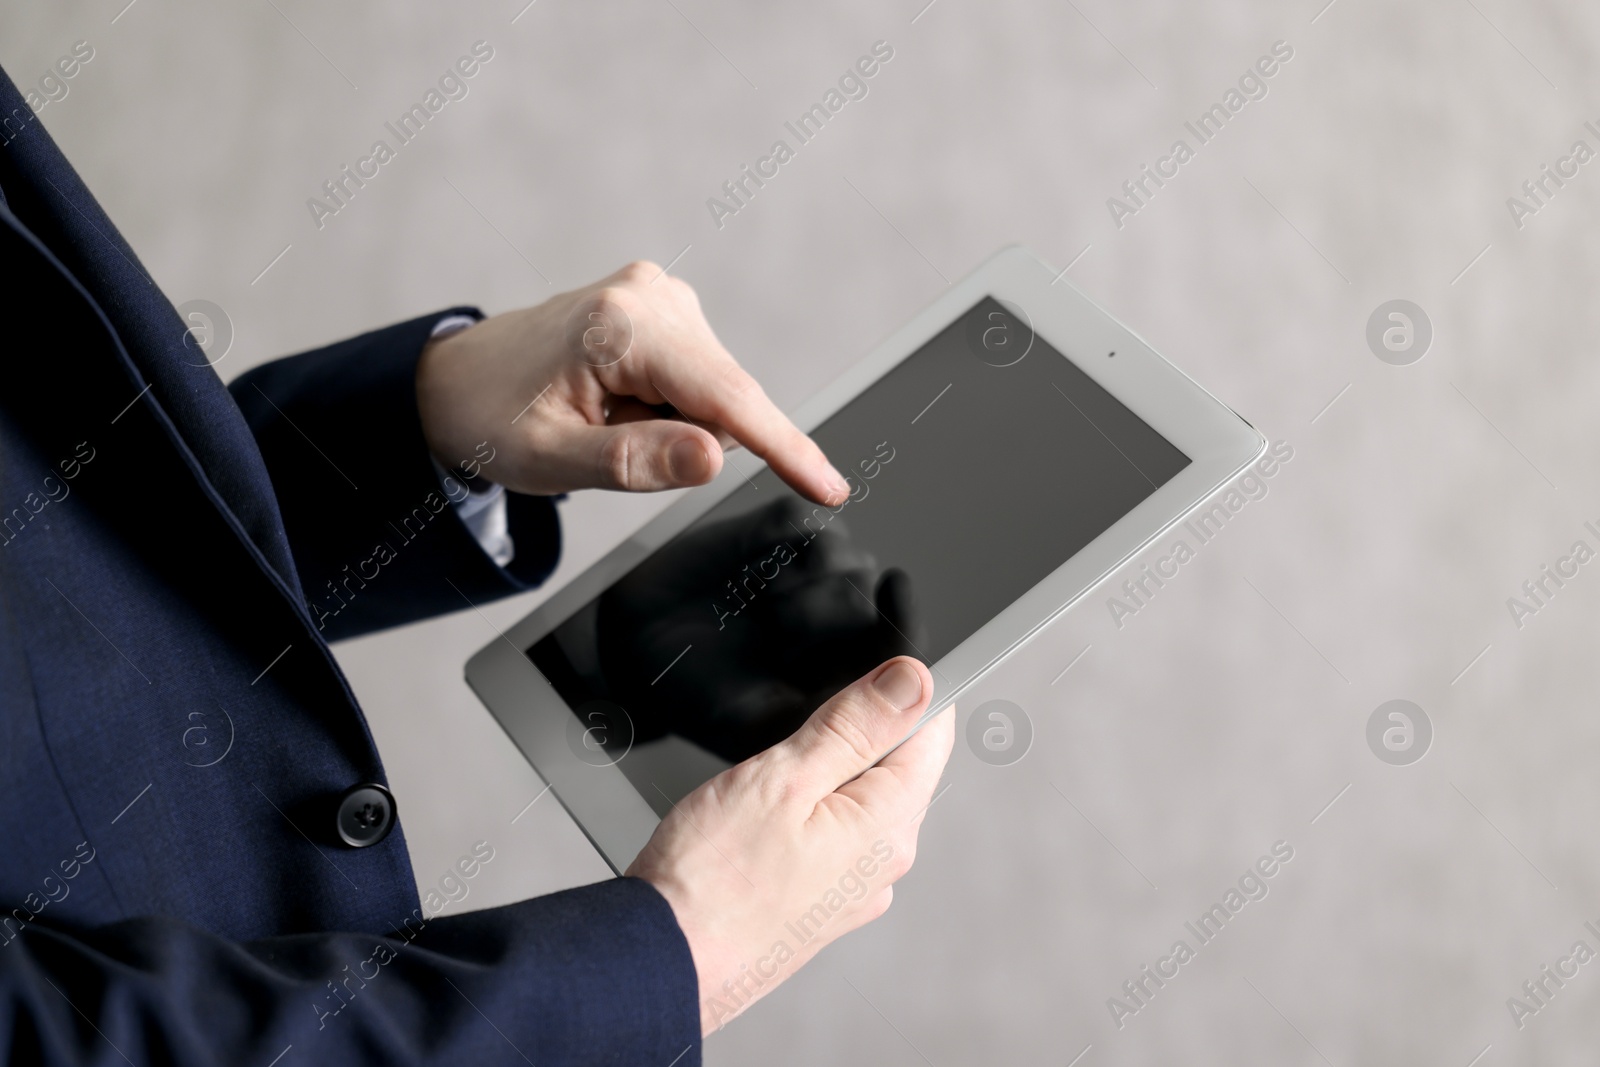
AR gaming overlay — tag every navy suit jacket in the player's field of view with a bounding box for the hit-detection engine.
[0,66,699,1066]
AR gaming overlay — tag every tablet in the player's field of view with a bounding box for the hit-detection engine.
[465,245,1264,872]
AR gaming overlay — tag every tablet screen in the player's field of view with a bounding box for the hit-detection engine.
[526,296,1190,805]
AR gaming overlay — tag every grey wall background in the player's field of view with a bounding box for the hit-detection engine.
[7,0,1600,1062]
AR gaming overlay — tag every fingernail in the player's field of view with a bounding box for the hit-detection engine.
[826,468,851,503]
[668,438,707,483]
[873,661,923,711]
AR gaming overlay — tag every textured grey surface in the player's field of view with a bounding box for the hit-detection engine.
[7,0,1600,1062]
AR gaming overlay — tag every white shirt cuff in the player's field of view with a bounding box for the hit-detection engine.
[428,314,515,568]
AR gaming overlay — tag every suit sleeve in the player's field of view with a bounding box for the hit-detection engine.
[1,877,700,1067]
[228,310,561,641]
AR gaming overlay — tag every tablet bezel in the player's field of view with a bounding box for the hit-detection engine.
[464,245,1266,873]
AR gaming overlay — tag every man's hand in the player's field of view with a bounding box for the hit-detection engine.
[627,657,954,1035]
[598,498,924,763]
[415,262,850,504]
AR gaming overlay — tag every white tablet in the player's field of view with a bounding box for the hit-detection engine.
[465,245,1264,873]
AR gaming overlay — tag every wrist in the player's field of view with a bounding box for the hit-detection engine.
[416,324,481,473]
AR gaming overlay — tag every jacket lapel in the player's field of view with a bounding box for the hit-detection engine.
[0,65,303,591]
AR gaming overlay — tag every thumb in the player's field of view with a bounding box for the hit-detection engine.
[541,420,724,492]
[770,657,933,801]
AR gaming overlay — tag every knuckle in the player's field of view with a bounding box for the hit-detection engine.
[721,756,806,818]
[720,759,766,803]
[743,752,806,811]
[571,288,640,365]
[716,362,762,407]
[569,289,630,351]
[572,289,640,374]
[597,431,636,489]
[815,695,886,766]
[725,361,759,392]
[616,260,658,285]
[585,286,635,323]
[878,835,915,880]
